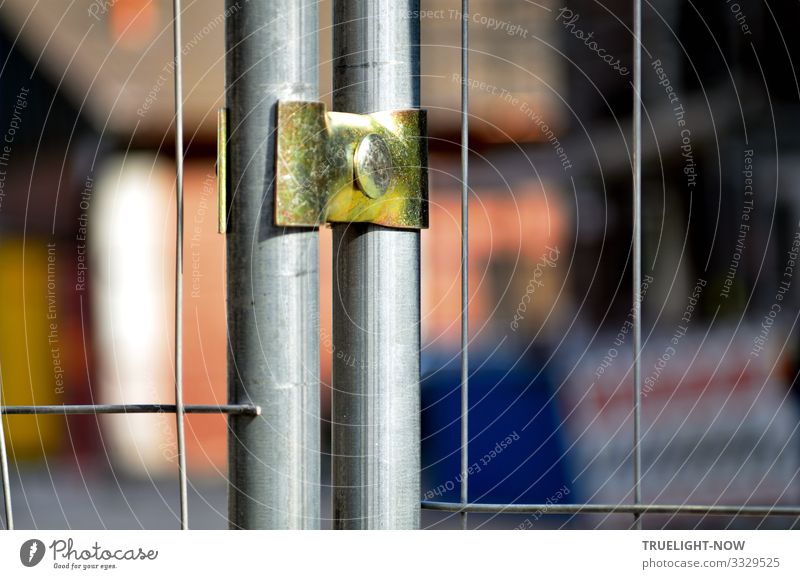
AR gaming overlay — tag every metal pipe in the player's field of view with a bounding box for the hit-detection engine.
[331,0,421,529]
[422,501,800,517]
[0,404,260,416]
[225,0,320,529]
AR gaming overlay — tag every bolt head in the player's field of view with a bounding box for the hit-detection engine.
[354,134,393,199]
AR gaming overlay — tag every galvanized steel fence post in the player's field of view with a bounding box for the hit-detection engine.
[331,0,422,529]
[224,0,320,529]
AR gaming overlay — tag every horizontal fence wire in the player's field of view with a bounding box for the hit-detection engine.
[0,401,258,529]
[0,399,259,530]
[421,501,800,518]
[0,404,260,416]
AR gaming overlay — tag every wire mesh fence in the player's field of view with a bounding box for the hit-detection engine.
[1,0,799,531]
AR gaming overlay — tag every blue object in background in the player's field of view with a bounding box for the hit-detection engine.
[421,348,574,505]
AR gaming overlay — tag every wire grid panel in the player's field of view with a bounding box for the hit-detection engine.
[423,0,800,529]
[0,0,199,532]
[2,0,800,532]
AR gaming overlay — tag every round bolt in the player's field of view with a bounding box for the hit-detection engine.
[354,133,393,199]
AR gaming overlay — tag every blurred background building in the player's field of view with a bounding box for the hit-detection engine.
[0,0,798,528]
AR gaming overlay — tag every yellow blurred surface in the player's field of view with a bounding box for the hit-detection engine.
[0,238,63,459]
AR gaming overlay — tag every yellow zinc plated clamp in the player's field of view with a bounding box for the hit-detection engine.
[273,101,428,230]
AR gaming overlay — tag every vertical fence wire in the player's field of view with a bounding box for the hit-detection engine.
[172,0,189,531]
[631,0,643,531]
[0,370,12,529]
[2,0,792,535]
[459,0,470,531]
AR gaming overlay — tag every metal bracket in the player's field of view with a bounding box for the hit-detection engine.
[275,101,428,229]
[217,107,227,234]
